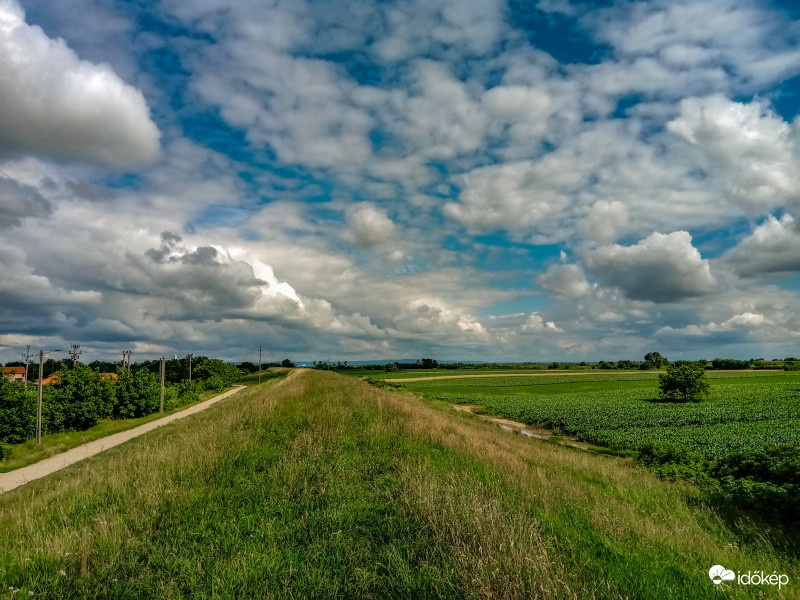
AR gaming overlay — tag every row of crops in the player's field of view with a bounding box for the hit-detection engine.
[408,380,800,459]
[403,370,794,390]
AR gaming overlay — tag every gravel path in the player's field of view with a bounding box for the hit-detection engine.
[0,385,246,494]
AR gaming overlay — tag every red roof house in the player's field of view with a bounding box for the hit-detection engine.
[2,366,26,383]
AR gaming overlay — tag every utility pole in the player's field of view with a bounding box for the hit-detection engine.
[69,344,82,366]
[188,354,193,384]
[122,350,132,370]
[258,345,262,384]
[22,345,31,389]
[159,357,165,413]
[36,348,61,446]
[37,350,43,445]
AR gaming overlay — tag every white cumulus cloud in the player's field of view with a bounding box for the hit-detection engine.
[537,263,593,298]
[656,312,769,336]
[0,0,160,168]
[345,202,396,248]
[667,95,800,211]
[584,231,716,302]
[723,214,800,277]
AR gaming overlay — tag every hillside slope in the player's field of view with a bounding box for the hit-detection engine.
[0,370,797,599]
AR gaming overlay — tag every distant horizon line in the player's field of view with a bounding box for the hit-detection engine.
[4,356,794,367]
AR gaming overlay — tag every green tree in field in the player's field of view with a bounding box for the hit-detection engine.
[644,352,668,369]
[658,363,710,402]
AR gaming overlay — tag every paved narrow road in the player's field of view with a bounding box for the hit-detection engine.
[0,385,246,494]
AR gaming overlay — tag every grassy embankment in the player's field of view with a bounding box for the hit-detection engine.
[1,369,797,599]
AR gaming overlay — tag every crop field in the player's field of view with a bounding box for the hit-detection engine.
[394,371,800,461]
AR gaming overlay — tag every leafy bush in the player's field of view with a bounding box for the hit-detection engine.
[172,379,203,405]
[192,359,239,391]
[162,386,180,411]
[0,442,9,462]
[710,445,800,520]
[0,376,36,444]
[114,369,160,419]
[637,443,800,524]
[44,364,116,432]
[658,363,710,402]
[636,443,715,485]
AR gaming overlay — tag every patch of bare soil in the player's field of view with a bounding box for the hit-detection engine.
[453,404,601,451]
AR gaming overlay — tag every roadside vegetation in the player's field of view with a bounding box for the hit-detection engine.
[0,358,243,468]
[0,389,220,473]
[1,370,797,599]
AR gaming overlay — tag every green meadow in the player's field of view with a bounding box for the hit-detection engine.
[0,370,798,598]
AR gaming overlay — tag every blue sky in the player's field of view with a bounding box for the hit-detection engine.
[2,0,800,363]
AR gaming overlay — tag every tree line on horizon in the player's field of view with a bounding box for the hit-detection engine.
[303,354,800,372]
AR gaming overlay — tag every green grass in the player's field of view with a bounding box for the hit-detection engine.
[0,370,798,598]
[236,368,290,385]
[0,389,221,473]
